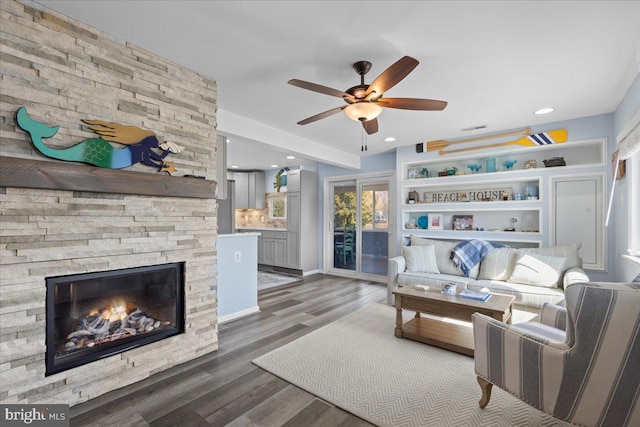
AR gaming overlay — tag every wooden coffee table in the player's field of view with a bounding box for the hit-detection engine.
[393,284,515,356]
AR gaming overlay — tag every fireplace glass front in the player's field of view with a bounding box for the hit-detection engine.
[46,263,185,375]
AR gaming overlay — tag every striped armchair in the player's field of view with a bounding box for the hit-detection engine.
[473,282,640,427]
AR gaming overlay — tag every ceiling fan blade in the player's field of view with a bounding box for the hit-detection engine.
[365,56,419,99]
[288,79,355,100]
[297,106,346,125]
[379,98,448,111]
[362,118,378,135]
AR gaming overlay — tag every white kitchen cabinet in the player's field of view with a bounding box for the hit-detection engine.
[259,230,287,267]
[286,170,318,272]
[229,171,265,209]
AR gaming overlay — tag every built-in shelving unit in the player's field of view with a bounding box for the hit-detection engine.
[399,139,606,248]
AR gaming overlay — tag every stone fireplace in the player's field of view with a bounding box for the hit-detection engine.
[1,0,219,407]
[46,263,185,376]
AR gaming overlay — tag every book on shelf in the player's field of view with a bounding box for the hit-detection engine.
[459,289,491,302]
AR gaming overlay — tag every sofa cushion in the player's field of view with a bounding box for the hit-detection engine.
[508,252,567,288]
[402,245,439,274]
[396,272,474,291]
[467,280,565,308]
[410,236,479,278]
[479,247,518,280]
[520,242,581,270]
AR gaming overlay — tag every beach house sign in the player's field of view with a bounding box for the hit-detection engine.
[422,188,513,203]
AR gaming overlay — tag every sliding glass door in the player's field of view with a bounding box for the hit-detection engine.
[360,180,390,276]
[332,180,357,272]
[326,174,394,281]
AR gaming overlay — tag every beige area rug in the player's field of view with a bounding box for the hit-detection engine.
[253,303,570,427]
[257,271,300,291]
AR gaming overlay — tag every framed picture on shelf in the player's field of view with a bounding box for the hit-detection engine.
[428,213,443,230]
[452,214,474,230]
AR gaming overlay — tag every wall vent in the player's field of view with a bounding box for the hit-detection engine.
[461,124,488,131]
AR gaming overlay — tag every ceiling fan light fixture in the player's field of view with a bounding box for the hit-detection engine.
[344,102,382,122]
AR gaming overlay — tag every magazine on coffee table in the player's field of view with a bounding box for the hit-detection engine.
[459,289,491,302]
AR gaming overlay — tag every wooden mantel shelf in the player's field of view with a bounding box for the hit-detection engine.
[0,156,216,199]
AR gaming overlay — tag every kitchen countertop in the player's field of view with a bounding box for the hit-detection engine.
[218,233,261,238]
[235,227,287,231]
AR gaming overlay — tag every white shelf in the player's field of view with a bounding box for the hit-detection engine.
[403,138,605,181]
[401,230,541,248]
[402,200,541,210]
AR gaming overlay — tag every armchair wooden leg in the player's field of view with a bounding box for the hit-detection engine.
[477,376,493,408]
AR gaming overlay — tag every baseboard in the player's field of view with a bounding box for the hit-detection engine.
[303,269,322,277]
[218,306,260,324]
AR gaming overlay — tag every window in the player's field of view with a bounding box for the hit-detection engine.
[615,112,640,258]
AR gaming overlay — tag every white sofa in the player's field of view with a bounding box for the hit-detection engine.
[388,236,589,317]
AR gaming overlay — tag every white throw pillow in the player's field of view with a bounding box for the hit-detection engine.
[410,236,461,276]
[507,252,567,288]
[479,247,518,281]
[402,245,440,274]
[520,242,582,270]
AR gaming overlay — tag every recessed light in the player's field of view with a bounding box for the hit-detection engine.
[534,107,554,115]
[226,138,231,142]
[286,155,295,160]
[270,164,278,168]
[230,165,239,169]
[384,137,396,142]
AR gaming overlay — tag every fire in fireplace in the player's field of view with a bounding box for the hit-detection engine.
[46,263,185,375]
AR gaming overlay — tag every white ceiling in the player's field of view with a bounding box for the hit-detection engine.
[35,1,640,170]
[221,131,315,171]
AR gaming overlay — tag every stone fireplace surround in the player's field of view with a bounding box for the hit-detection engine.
[0,0,219,406]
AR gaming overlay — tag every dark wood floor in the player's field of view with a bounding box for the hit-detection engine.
[70,275,387,427]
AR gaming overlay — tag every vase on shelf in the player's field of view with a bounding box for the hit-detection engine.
[503,159,517,170]
[486,157,497,172]
[468,164,481,173]
[525,185,538,200]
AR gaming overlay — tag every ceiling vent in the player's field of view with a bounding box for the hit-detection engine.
[461,124,487,131]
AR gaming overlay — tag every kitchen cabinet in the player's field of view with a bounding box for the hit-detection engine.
[229,171,265,209]
[246,169,318,273]
[258,230,287,267]
[286,170,318,272]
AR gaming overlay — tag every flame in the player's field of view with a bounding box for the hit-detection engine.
[92,298,129,322]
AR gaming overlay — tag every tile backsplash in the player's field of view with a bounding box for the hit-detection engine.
[235,192,287,229]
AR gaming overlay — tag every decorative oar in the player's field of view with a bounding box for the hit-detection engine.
[439,129,568,156]
[426,128,531,152]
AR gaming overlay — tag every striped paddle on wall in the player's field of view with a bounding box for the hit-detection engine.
[439,129,568,155]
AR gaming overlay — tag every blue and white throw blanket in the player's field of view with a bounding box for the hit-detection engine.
[450,239,504,277]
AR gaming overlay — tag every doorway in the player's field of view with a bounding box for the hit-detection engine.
[324,173,395,282]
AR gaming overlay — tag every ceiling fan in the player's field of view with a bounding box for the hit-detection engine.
[288,56,447,136]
